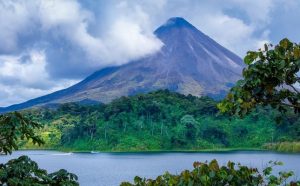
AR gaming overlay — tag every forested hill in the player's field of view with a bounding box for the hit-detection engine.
[23,90,300,151]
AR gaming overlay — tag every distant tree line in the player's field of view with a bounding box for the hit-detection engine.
[23,90,300,152]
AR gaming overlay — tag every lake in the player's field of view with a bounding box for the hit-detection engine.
[1,150,300,186]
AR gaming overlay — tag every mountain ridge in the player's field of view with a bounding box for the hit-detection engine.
[0,17,244,113]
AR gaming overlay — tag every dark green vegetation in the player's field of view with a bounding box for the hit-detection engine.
[121,160,300,186]
[218,38,300,117]
[0,156,78,186]
[0,112,79,185]
[21,90,300,152]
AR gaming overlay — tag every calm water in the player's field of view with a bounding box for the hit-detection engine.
[1,150,300,186]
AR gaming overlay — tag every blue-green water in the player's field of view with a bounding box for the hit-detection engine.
[1,150,300,186]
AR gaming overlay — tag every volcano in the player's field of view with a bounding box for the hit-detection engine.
[0,17,244,113]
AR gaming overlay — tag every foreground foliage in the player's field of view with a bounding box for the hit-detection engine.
[0,112,44,154]
[218,38,300,117]
[121,159,300,186]
[0,156,78,186]
[0,112,79,186]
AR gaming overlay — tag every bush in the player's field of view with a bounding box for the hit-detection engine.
[121,160,300,186]
[0,155,78,186]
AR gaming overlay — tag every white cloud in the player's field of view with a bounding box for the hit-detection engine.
[0,50,78,106]
[102,18,162,66]
[90,0,163,65]
[0,82,77,107]
[0,0,163,67]
[226,0,273,25]
[0,1,32,52]
[0,50,52,89]
[38,0,106,62]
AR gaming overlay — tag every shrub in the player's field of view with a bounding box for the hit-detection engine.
[0,155,78,186]
[121,159,300,186]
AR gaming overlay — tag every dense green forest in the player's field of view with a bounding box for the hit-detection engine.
[21,90,300,152]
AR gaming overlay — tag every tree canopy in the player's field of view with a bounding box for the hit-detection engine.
[218,38,300,116]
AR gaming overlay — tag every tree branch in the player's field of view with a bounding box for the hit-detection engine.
[289,84,300,94]
[279,102,300,108]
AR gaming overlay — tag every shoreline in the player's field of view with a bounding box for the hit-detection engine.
[18,147,261,152]
[15,147,300,154]
[19,141,300,154]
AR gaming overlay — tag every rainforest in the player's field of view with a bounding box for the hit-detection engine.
[19,90,300,152]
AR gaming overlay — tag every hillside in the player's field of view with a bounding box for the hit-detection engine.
[0,17,243,113]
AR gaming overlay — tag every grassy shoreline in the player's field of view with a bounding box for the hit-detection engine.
[19,140,300,153]
[263,142,300,153]
[18,147,273,153]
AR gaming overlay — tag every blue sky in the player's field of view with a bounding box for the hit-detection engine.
[0,0,299,106]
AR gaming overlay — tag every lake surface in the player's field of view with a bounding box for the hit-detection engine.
[1,150,300,186]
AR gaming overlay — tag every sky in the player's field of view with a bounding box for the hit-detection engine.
[0,0,300,107]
